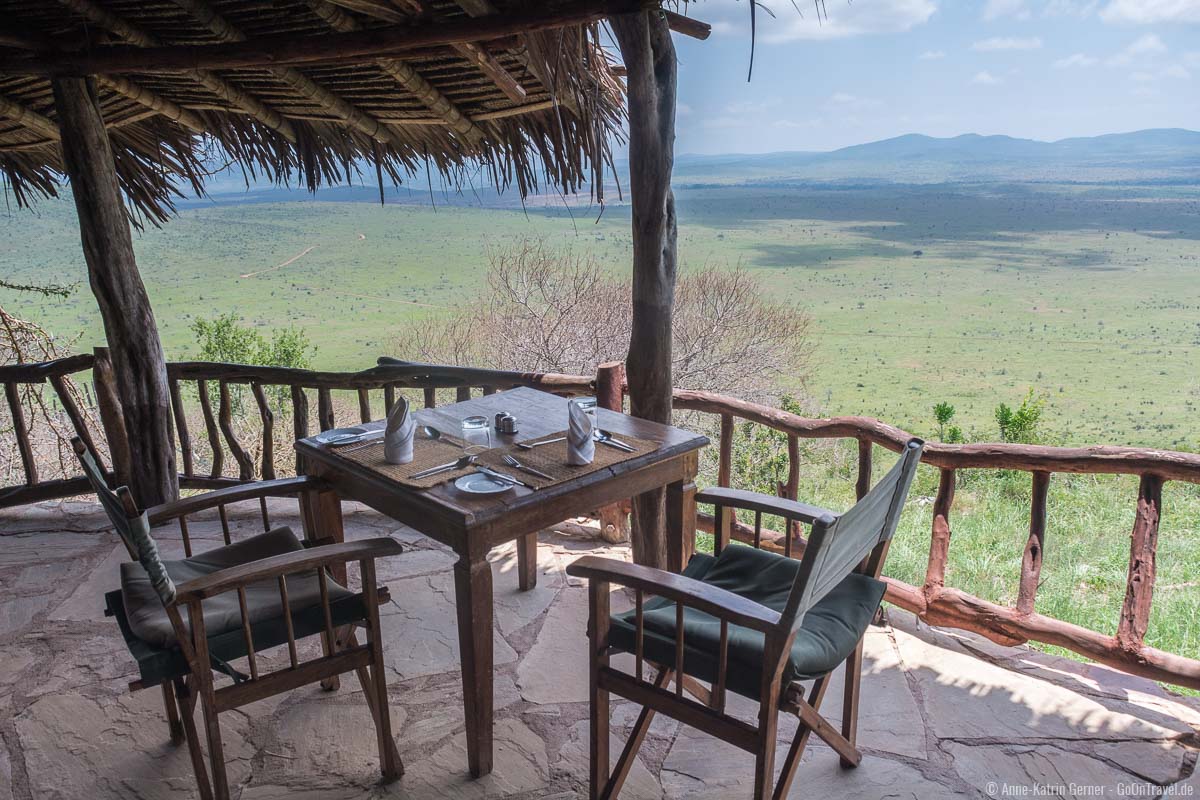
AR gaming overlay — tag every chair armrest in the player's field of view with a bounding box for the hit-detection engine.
[695,487,838,526]
[146,476,328,525]
[173,537,402,603]
[566,556,782,634]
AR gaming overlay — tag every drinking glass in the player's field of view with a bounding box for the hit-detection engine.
[574,397,598,418]
[461,415,491,449]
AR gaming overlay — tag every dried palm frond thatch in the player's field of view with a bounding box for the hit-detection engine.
[0,0,629,223]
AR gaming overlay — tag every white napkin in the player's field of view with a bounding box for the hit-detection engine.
[567,399,595,465]
[383,397,416,465]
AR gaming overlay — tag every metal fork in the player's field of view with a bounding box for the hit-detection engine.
[501,454,554,481]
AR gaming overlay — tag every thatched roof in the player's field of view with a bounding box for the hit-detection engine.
[0,0,634,222]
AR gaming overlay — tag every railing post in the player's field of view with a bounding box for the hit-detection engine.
[596,361,629,543]
[855,439,872,500]
[92,346,132,488]
[4,381,36,485]
[923,468,956,598]
[1117,474,1163,653]
[1017,471,1050,616]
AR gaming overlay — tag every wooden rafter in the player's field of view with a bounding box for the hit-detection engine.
[304,0,484,144]
[56,0,298,143]
[393,0,526,103]
[0,92,60,140]
[97,75,207,134]
[5,0,639,74]
[1,16,253,137]
[448,0,579,114]
[168,0,426,150]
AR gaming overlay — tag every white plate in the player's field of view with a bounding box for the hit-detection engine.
[454,473,513,495]
[314,426,369,445]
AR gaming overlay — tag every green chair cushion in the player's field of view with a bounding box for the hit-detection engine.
[609,544,885,700]
[110,526,367,688]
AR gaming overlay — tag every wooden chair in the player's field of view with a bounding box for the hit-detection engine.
[567,438,924,800]
[71,437,404,800]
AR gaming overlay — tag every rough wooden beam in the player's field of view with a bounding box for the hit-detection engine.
[304,0,484,143]
[450,0,578,109]
[611,9,678,570]
[97,75,207,133]
[663,10,711,40]
[332,0,526,103]
[455,42,526,103]
[0,93,60,140]
[329,0,409,24]
[51,76,177,507]
[10,0,640,73]
[170,0,426,150]
[56,0,298,142]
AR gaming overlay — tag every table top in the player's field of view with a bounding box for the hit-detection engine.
[296,386,709,531]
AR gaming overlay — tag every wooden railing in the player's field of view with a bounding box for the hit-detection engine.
[163,360,597,490]
[0,352,599,506]
[3,354,1200,689]
[672,388,1200,691]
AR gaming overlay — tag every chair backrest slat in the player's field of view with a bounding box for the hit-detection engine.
[71,438,176,605]
[779,438,923,636]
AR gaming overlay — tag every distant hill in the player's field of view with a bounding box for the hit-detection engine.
[191,128,1200,206]
[671,128,1200,185]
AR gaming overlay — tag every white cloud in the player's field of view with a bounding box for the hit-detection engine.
[918,49,946,60]
[1108,33,1168,64]
[772,118,823,130]
[1163,63,1192,78]
[972,36,1044,51]
[983,0,1099,19]
[983,0,1031,20]
[759,0,936,42]
[1100,0,1200,23]
[1053,52,1099,67]
[701,116,748,130]
[972,70,1004,84]
[1044,0,1100,16]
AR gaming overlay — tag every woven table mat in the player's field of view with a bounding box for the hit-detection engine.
[474,430,660,490]
[328,430,659,491]
[330,435,481,489]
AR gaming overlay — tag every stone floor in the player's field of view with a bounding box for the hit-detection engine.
[2,498,1198,799]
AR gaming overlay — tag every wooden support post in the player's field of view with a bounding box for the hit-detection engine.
[52,76,177,506]
[596,361,629,543]
[612,9,679,570]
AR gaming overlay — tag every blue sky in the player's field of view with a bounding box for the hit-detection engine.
[667,0,1200,153]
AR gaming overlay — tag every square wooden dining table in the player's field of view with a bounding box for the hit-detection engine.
[295,386,709,777]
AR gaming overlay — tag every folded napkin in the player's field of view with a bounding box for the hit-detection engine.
[383,397,416,465]
[567,399,595,465]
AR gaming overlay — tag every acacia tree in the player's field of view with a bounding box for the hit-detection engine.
[392,239,815,404]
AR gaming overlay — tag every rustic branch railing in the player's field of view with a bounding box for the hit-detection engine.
[4,354,1200,690]
[671,387,1200,691]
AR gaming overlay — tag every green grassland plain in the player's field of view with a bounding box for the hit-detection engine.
[6,180,1198,449]
[4,180,1199,673]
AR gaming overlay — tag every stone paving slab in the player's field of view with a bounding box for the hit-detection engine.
[2,500,1198,799]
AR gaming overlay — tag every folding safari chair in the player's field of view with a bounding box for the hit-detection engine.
[71,437,404,800]
[567,438,924,799]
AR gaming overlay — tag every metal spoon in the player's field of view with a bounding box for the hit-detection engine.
[411,453,476,479]
[421,426,443,441]
[594,430,635,452]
